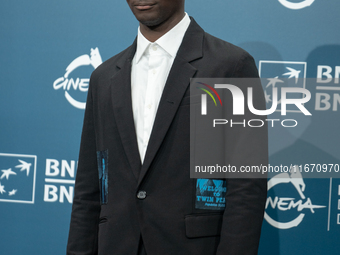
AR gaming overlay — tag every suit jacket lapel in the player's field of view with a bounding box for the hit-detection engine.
[138,18,204,186]
[111,41,142,180]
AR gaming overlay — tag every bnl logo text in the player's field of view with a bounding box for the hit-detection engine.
[316,65,340,111]
[198,83,311,116]
[44,159,76,204]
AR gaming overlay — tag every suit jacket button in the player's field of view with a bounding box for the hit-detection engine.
[137,191,147,200]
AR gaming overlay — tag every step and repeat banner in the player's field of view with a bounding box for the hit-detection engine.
[1,1,339,254]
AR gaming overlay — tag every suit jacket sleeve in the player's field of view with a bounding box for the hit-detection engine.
[67,72,100,255]
[216,53,268,255]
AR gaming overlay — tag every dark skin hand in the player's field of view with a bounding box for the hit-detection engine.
[126,0,185,42]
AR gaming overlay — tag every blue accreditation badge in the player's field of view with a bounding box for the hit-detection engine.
[195,179,227,210]
[97,150,108,205]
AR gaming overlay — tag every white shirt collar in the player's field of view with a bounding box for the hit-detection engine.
[134,13,191,64]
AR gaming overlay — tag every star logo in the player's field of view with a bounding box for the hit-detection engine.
[266,76,284,88]
[15,160,31,176]
[283,67,301,83]
[1,168,17,180]
[259,60,307,113]
[264,90,272,103]
[8,189,17,196]
[0,182,5,194]
[0,153,37,204]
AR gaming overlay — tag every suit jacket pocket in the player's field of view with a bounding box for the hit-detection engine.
[185,213,223,238]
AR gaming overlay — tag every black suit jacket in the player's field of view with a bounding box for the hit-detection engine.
[67,18,268,255]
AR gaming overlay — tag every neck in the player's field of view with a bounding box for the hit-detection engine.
[140,12,185,42]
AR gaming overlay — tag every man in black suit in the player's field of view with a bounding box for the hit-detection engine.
[67,0,268,254]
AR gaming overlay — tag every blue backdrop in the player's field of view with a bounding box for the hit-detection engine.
[1,0,339,254]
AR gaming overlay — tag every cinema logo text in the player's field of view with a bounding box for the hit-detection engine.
[53,48,102,109]
[264,167,325,229]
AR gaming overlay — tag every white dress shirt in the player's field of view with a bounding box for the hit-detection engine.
[131,13,191,163]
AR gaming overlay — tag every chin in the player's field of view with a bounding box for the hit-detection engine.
[140,19,162,27]
[137,14,163,27]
